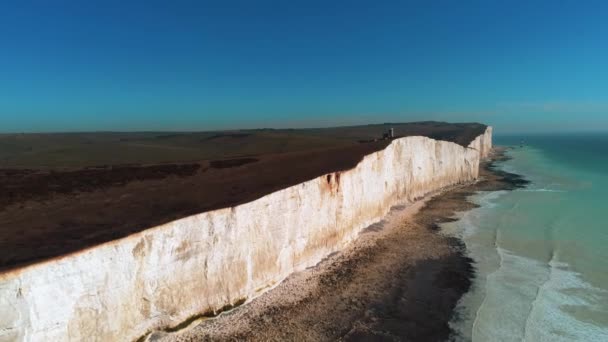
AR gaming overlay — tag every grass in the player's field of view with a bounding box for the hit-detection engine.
[0,122,486,169]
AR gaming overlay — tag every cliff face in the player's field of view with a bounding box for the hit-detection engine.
[0,128,492,342]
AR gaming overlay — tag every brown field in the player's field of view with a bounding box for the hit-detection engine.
[0,122,486,271]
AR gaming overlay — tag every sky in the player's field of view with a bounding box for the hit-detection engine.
[1,0,607,133]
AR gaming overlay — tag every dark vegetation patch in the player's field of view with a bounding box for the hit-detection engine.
[209,157,258,169]
[201,133,252,141]
[0,163,200,211]
[152,133,187,140]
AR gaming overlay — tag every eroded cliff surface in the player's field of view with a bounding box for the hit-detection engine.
[0,128,492,342]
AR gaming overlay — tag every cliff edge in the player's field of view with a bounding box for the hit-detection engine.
[0,126,492,342]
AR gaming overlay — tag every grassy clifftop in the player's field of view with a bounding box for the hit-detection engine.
[0,122,486,169]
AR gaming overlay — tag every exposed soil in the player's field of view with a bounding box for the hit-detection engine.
[152,148,528,342]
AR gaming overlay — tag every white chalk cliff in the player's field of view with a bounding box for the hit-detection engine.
[0,127,492,342]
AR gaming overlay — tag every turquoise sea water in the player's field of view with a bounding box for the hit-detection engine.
[443,133,608,341]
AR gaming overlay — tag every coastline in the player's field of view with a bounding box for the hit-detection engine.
[152,147,527,342]
[1,130,491,341]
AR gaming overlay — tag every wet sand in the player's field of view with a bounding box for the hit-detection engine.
[149,148,527,342]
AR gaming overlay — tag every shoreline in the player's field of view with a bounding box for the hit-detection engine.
[151,147,527,342]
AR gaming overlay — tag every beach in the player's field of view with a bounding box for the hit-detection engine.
[149,148,526,342]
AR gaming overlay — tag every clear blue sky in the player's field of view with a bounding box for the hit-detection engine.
[1,0,607,133]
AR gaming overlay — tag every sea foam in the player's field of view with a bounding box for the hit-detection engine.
[446,176,608,342]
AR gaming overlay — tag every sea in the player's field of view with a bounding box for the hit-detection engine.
[442,133,608,341]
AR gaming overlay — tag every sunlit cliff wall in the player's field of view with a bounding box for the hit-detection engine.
[0,128,492,342]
